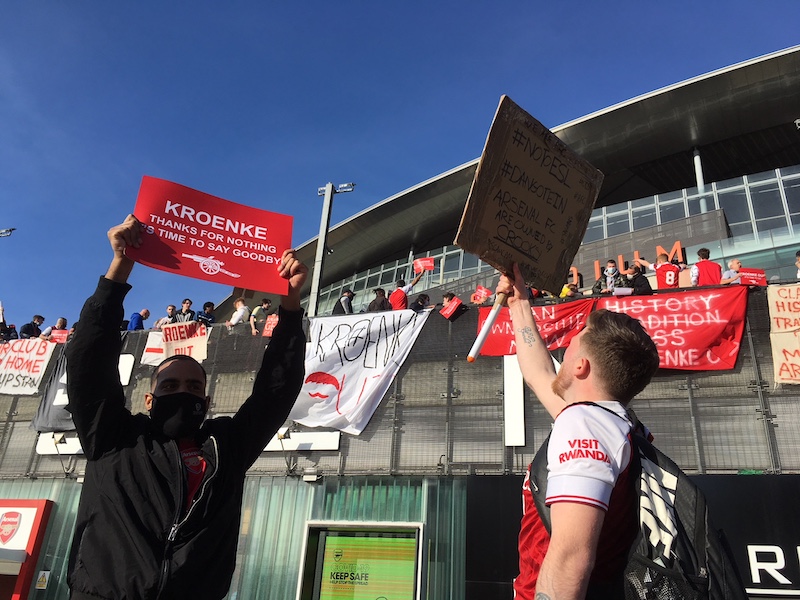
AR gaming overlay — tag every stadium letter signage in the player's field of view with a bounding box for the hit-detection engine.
[455,95,603,292]
[767,284,800,383]
[479,287,748,371]
[127,176,293,294]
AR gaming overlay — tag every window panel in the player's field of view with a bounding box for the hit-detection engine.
[659,201,686,224]
[632,208,657,230]
[756,217,788,233]
[783,179,800,215]
[605,211,630,237]
[583,219,604,243]
[718,189,751,224]
[750,183,784,219]
[716,176,745,190]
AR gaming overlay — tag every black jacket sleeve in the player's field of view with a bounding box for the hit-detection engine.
[227,305,306,469]
[66,277,134,460]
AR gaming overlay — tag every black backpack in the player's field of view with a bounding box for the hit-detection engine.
[530,402,748,600]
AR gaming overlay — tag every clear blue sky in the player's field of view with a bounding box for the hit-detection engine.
[1,2,797,329]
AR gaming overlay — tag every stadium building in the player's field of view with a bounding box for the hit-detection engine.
[0,47,799,599]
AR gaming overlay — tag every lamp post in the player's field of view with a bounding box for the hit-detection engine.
[307,183,355,317]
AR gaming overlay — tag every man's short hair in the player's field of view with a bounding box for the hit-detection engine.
[697,248,710,260]
[581,309,659,404]
[261,298,271,306]
[167,305,176,311]
[150,354,207,390]
[728,258,740,269]
[182,299,192,305]
[396,279,406,287]
[234,297,246,306]
[443,292,455,302]
[33,315,44,322]
[606,259,616,266]
[203,302,215,311]
[374,288,385,296]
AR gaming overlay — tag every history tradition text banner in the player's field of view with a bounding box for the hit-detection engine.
[127,176,293,294]
[479,286,748,371]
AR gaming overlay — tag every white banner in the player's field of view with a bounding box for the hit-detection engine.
[161,322,209,361]
[767,284,800,383]
[140,326,211,367]
[0,339,57,395]
[289,310,430,435]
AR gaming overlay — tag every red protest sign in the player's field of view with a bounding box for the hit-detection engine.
[413,257,435,273]
[597,286,748,370]
[126,176,293,294]
[478,298,594,356]
[48,330,69,344]
[261,314,279,337]
[471,285,493,304]
[440,295,464,320]
[739,268,767,286]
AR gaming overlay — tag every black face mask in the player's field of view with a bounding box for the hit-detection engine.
[150,392,207,439]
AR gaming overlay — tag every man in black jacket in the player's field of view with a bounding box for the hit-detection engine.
[66,215,307,600]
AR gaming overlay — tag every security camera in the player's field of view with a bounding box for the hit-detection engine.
[795,118,800,130]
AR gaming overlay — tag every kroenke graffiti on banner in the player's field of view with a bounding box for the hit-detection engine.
[0,339,57,395]
[126,176,294,294]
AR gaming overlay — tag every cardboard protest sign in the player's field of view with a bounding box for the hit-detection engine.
[0,339,57,395]
[413,257,435,273]
[127,176,293,294]
[455,96,603,293]
[767,284,800,383]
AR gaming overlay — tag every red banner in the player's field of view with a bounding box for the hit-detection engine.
[597,286,748,370]
[127,176,293,294]
[479,298,594,355]
[478,287,748,371]
[413,257,435,273]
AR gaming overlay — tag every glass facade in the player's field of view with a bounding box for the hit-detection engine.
[312,166,800,313]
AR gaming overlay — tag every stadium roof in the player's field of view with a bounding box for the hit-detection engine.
[287,46,800,296]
